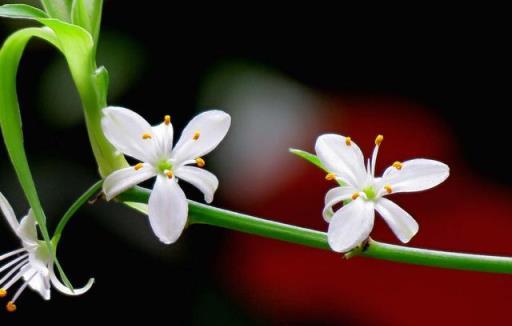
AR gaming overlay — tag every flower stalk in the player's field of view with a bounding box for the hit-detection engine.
[120,186,512,274]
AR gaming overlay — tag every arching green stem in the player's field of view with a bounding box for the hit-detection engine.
[119,186,512,274]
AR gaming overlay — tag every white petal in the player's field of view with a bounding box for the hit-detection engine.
[103,165,156,200]
[315,134,367,188]
[381,158,449,193]
[327,198,375,253]
[0,192,19,232]
[28,245,50,272]
[18,209,39,246]
[174,166,219,203]
[152,122,174,156]
[24,267,51,300]
[101,106,158,162]
[375,198,419,243]
[148,176,188,244]
[50,271,94,296]
[171,110,231,163]
[323,186,357,222]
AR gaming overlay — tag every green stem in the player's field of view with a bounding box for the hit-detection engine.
[76,74,128,177]
[52,180,103,247]
[120,186,512,274]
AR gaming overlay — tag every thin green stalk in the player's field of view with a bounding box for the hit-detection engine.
[52,180,103,247]
[362,240,512,274]
[120,186,512,274]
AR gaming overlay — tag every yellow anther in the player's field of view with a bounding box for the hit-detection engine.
[325,173,336,181]
[6,301,16,313]
[195,157,205,167]
[164,115,171,125]
[192,131,200,140]
[0,288,6,298]
[392,161,403,170]
[351,192,360,200]
[134,163,144,171]
[384,184,392,194]
[142,133,152,139]
[375,134,384,146]
[166,170,174,179]
[345,137,352,146]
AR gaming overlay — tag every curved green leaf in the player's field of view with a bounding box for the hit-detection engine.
[0,19,98,289]
[0,27,69,286]
[0,4,48,19]
[289,148,328,172]
[71,0,103,53]
[35,18,128,176]
[40,0,72,22]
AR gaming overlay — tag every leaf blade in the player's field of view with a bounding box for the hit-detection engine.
[40,0,72,22]
[0,4,48,19]
[71,0,103,51]
[289,148,328,172]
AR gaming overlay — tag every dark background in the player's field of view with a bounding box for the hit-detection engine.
[1,1,511,324]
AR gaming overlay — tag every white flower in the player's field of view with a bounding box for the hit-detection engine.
[0,193,93,312]
[101,107,231,244]
[316,134,449,253]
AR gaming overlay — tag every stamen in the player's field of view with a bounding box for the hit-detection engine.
[0,264,29,290]
[192,131,200,140]
[392,161,403,170]
[134,163,144,171]
[0,248,26,262]
[325,173,336,181]
[0,288,6,298]
[0,253,28,274]
[10,270,36,304]
[0,256,28,285]
[345,137,352,146]
[384,184,392,194]
[195,157,205,167]
[6,301,16,313]
[351,192,360,200]
[164,115,171,125]
[375,134,384,146]
[166,170,173,179]
[142,133,152,139]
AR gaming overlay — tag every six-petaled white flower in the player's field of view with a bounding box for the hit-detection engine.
[101,107,231,244]
[0,193,93,312]
[316,134,449,253]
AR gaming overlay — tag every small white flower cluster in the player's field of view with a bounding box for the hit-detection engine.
[1,107,449,311]
[0,194,92,312]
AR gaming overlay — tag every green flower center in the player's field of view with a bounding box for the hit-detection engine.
[157,160,173,173]
[363,186,377,201]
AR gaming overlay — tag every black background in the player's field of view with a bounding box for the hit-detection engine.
[1,2,510,323]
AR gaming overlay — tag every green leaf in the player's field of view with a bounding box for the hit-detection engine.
[0,27,59,236]
[94,65,109,103]
[71,0,103,52]
[0,26,69,286]
[38,18,95,85]
[289,148,328,172]
[40,0,73,22]
[123,201,149,215]
[0,4,48,19]
[0,19,97,290]
[36,18,129,177]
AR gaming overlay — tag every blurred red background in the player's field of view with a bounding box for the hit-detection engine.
[217,97,512,325]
